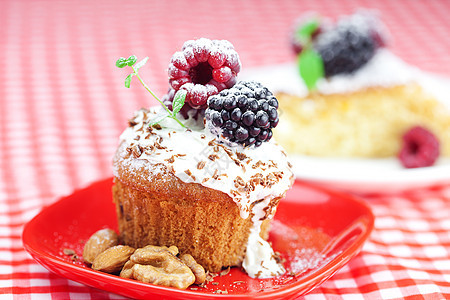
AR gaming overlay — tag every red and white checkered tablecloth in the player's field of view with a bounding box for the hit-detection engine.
[1,0,449,298]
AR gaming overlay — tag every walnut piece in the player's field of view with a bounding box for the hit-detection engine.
[129,245,195,289]
[180,254,206,284]
[92,245,135,273]
[83,229,119,264]
[119,260,135,279]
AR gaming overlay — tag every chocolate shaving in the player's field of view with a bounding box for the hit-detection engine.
[128,119,138,127]
[155,141,166,150]
[184,169,196,181]
[208,154,219,161]
[197,161,206,170]
[129,145,143,158]
[234,176,245,188]
[236,152,247,161]
[165,156,175,163]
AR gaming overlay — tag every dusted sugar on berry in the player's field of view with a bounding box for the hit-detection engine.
[168,38,241,110]
[162,88,204,121]
[313,13,384,77]
[205,81,279,148]
[398,126,440,168]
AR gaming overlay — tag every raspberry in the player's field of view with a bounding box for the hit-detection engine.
[313,13,384,76]
[168,38,241,110]
[290,14,325,54]
[205,81,279,147]
[398,126,440,168]
[162,88,204,121]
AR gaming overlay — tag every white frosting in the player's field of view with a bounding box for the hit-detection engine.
[241,49,425,97]
[113,107,294,278]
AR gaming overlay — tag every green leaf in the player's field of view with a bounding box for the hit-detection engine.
[298,48,324,91]
[134,57,149,70]
[296,19,319,45]
[116,57,127,68]
[126,55,137,66]
[124,74,134,88]
[171,90,187,115]
[148,113,169,126]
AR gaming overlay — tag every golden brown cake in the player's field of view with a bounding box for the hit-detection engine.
[275,84,450,158]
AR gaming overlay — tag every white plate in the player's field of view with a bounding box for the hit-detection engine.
[289,156,450,194]
[240,54,450,194]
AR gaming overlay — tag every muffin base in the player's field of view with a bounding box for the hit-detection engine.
[112,172,275,273]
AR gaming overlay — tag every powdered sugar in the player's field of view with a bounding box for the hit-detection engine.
[241,49,424,97]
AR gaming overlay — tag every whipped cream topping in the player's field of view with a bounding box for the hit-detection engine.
[113,107,294,278]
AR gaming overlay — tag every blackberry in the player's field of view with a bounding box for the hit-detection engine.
[205,81,279,147]
[313,13,383,76]
[168,38,241,110]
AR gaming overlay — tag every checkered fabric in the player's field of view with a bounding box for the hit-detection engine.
[1,0,449,298]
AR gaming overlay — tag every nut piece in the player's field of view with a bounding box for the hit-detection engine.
[83,229,119,264]
[167,245,179,256]
[131,245,178,265]
[92,245,135,273]
[120,260,135,279]
[130,245,195,289]
[180,254,206,284]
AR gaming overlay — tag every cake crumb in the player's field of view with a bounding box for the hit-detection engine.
[219,267,230,276]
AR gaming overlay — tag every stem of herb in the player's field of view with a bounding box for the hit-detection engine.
[131,66,186,128]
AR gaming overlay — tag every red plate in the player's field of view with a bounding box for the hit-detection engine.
[22,178,374,299]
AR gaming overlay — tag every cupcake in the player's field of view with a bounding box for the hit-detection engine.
[246,11,450,167]
[113,39,294,277]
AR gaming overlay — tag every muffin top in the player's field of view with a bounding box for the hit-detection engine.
[113,106,294,220]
